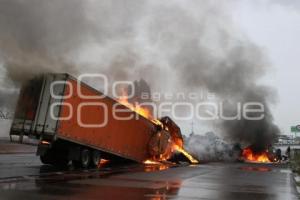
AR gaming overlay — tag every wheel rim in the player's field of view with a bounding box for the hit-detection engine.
[92,151,100,166]
[81,149,90,168]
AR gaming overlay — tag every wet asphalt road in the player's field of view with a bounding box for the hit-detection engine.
[0,153,298,200]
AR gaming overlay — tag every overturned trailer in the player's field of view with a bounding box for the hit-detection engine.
[10,73,184,167]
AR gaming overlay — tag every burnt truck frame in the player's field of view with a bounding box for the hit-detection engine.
[10,73,183,168]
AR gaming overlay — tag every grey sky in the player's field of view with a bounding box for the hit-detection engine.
[233,0,300,135]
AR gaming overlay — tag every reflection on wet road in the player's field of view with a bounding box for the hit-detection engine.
[0,153,298,199]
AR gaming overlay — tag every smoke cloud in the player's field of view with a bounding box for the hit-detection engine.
[0,0,279,149]
[185,132,241,162]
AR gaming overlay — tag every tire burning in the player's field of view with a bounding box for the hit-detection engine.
[241,145,278,163]
[117,87,199,165]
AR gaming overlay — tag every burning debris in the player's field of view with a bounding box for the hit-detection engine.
[117,101,198,164]
[242,147,271,163]
[172,144,199,164]
[184,132,281,164]
[116,80,199,165]
[240,145,281,163]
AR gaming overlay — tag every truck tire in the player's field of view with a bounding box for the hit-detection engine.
[40,150,55,165]
[40,154,53,165]
[40,151,69,167]
[148,130,172,159]
[80,149,91,168]
[91,150,101,167]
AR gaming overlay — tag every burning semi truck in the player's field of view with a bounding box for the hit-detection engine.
[9,73,198,167]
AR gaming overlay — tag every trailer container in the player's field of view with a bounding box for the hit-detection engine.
[10,73,183,167]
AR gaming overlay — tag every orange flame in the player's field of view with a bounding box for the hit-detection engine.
[117,87,162,126]
[118,86,199,165]
[173,144,199,164]
[97,159,110,168]
[143,145,199,164]
[143,160,171,172]
[242,147,271,163]
[143,160,162,165]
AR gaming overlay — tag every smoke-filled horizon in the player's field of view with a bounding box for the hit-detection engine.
[0,0,279,149]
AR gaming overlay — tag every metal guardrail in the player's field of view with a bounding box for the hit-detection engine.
[275,142,300,146]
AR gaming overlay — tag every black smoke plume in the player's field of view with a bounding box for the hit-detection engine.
[0,0,279,148]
